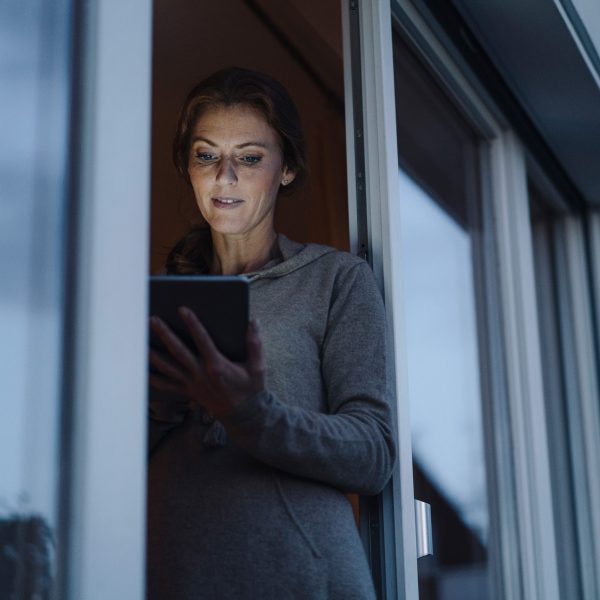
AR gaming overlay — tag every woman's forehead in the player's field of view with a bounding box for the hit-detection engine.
[191,105,278,147]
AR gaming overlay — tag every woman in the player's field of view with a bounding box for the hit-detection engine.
[147,67,396,600]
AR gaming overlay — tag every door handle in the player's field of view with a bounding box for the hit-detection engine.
[414,499,433,558]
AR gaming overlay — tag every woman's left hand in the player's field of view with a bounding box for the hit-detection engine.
[149,307,265,418]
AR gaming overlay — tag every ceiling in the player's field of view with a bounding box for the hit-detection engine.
[451,0,600,206]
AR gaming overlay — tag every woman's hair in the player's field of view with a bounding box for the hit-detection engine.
[172,67,307,193]
[166,68,307,274]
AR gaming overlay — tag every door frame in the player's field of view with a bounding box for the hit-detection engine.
[342,1,562,599]
[58,1,152,598]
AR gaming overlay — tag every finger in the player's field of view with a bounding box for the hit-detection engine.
[149,349,187,383]
[150,316,198,373]
[178,307,222,364]
[246,319,265,377]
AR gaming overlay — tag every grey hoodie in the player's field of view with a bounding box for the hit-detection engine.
[147,234,396,600]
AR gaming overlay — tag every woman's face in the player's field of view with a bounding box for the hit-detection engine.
[187,104,294,238]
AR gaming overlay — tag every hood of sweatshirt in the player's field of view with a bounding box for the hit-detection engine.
[244,233,339,282]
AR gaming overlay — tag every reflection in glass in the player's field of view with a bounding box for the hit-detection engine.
[1,0,71,596]
[398,170,489,599]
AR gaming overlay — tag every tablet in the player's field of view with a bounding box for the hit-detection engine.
[149,275,249,362]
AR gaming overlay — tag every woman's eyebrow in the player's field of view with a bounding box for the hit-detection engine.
[191,136,270,149]
[236,141,270,149]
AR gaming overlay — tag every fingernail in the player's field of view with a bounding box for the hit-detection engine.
[178,306,189,318]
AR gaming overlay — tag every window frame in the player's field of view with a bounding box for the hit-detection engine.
[342,2,417,597]
[343,1,564,598]
[530,173,600,600]
[553,213,600,599]
[59,1,152,598]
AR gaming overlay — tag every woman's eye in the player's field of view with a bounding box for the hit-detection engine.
[240,155,261,165]
[195,152,217,162]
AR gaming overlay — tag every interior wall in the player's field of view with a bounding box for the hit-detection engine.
[150,0,348,273]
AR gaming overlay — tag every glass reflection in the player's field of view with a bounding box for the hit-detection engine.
[398,170,489,599]
[1,0,71,596]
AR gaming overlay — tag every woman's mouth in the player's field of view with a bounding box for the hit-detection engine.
[212,197,244,209]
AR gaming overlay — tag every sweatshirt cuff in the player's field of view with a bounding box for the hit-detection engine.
[220,389,271,429]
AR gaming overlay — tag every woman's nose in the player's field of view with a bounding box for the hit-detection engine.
[215,157,237,184]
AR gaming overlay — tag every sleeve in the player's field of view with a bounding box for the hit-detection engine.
[220,261,397,495]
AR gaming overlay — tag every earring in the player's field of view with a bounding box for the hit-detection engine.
[282,179,288,186]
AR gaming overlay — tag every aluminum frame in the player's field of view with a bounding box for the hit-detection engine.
[552,214,600,600]
[531,214,583,600]
[60,1,152,598]
[489,132,561,600]
[346,1,565,598]
[589,210,600,381]
[342,1,418,598]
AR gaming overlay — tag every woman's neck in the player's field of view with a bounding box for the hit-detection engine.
[210,228,279,275]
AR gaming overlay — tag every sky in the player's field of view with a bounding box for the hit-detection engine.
[398,169,489,542]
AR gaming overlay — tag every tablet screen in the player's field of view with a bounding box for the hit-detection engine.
[149,276,249,362]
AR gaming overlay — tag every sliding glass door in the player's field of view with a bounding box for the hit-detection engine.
[393,33,494,600]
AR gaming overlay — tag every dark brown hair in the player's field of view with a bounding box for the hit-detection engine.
[172,67,306,193]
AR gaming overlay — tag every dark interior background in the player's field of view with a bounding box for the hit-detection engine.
[150,0,349,273]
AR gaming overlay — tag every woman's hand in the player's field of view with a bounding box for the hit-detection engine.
[149,307,265,418]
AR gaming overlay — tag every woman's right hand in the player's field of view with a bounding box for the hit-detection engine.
[148,307,265,418]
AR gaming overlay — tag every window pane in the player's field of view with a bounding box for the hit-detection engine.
[393,32,493,600]
[0,1,70,595]
[400,172,488,540]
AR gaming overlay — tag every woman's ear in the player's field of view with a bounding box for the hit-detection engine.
[280,166,296,187]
